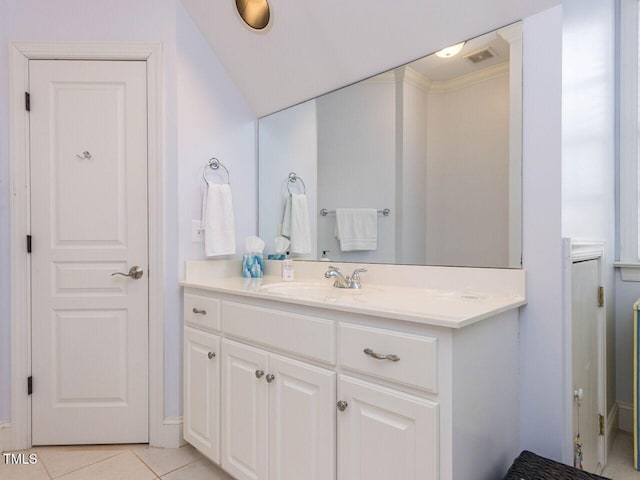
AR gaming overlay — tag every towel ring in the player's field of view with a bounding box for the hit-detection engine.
[202,157,230,184]
[287,172,306,194]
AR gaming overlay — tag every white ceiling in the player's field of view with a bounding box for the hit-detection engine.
[181,0,560,117]
[408,30,510,82]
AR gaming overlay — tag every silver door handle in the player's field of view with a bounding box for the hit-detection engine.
[266,373,275,383]
[111,266,144,280]
[337,400,348,412]
[255,370,265,379]
[363,348,400,362]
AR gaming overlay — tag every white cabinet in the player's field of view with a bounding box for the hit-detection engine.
[221,339,269,480]
[183,327,220,464]
[337,375,439,480]
[221,339,336,480]
[182,286,519,480]
[269,353,335,480]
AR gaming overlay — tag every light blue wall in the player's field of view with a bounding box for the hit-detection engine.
[0,0,256,423]
[519,5,565,460]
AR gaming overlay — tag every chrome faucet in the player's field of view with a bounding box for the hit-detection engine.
[324,266,368,289]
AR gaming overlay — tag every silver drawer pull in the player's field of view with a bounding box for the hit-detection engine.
[255,370,265,379]
[337,400,348,412]
[192,308,207,315]
[208,352,216,359]
[266,373,275,383]
[363,348,400,362]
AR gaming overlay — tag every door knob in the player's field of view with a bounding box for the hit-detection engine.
[111,266,144,280]
[208,352,216,359]
[337,400,348,412]
[266,373,275,383]
[255,370,265,379]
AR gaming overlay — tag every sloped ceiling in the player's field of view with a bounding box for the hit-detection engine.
[181,0,560,117]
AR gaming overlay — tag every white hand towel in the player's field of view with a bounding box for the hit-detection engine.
[334,208,377,251]
[202,182,236,257]
[281,193,311,254]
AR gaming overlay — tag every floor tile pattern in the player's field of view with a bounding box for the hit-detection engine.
[0,444,231,479]
[6,434,638,480]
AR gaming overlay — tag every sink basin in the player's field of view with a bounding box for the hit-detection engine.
[257,281,517,320]
[258,281,382,302]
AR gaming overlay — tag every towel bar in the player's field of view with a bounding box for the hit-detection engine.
[320,208,390,216]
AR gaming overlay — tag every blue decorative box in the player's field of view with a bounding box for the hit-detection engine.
[242,254,264,278]
[267,253,286,260]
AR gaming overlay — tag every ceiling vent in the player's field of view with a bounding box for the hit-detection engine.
[464,48,496,64]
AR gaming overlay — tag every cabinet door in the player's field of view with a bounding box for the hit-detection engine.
[183,327,220,463]
[221,339,269,480]
[337,375,439,480]
[268,353,336,480]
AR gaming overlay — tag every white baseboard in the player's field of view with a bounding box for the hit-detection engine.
[618,401,633,433]
[607,403,619,457]
[161,417,186,449]
[0,422,11,453]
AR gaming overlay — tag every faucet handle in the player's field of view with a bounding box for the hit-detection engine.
[351,267,367,279]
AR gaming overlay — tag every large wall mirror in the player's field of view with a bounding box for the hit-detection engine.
[258,22,522,268]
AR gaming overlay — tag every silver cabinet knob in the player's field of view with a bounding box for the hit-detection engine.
[111,265,144,280]
[192,308,206,315]
[266,373,275,383]
[337,400,348,412]
[208,352,216,359]
[255,370,265,379]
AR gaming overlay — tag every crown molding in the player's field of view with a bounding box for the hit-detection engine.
[429,61,509,94]
[401,67,432,92]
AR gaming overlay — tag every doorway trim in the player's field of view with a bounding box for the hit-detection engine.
[9,42,165,449]
[562,239,607,471]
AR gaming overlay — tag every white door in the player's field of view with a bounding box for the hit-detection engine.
[337,375,439,480]
[30,60,149,445]
[221,339,268,480]
[268,353,336,480]
[572,259,603,472]
[184,327,220,463]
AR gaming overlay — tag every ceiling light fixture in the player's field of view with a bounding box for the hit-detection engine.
[236,0,271,31]
[435,42,466,58]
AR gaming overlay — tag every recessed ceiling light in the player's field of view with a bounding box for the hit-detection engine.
[435,42,466,58]
[236,0,271,31]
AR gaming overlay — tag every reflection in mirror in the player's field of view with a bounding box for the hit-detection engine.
[259,23,522,268]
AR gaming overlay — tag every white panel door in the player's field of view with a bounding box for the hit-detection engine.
[572,259,603,473]
[184,327,220,463]
[221,339,269,480]
[30,60,148,445]
[268,353,336,480]
[337,375,439,480]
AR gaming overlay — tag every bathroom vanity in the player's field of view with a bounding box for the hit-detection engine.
[180,260,526,480]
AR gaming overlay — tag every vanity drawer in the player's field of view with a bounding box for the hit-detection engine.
[184,291,221,332]
[222,301,336,364]
[339,323,438,393]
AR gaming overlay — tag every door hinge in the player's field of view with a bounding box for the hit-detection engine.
[25,92,30,112]
[26,235,32,253]
[599,414,605,436]
[27,376,32,395]
[598,286,604,307]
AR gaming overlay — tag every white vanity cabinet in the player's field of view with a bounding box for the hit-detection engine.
[221,338,336,480]
[181,284,520,480]
[183,291,222,464]
[337,375,439,480]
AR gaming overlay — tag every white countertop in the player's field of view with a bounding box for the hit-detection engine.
[180,261,526,328]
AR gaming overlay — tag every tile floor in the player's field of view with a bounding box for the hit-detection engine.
[602,431,640,479]
[0,443,232,480]
[3,432,636,480]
